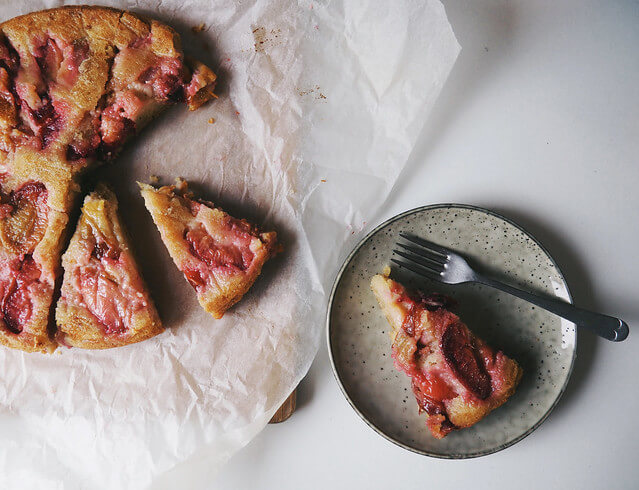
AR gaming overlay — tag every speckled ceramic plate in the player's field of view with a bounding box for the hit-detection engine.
[327,204,576,458]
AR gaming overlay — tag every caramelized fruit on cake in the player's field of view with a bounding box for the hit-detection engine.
[0,6,216,352]
[371,272,522,439]
[139,181,279,319]
[56,184,163,349]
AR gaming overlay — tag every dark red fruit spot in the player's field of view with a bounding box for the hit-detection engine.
[420,292,455,311]
[99,106,135,159]
[66,144,85,161]
[138,66,157,84]
[32,97,62,148]
[441,322,492,400]
[438,419,457,437]
[185,227,251,271]
[92,240,120,261]
[183,267,206,288]
[8,181,48,209]
[411,373,456,415]
[34,38,63,81]
[400,292,455,337]
[1,254,41,334]
[136,58,187,102]
[66,112,101,162]
[154,73,184,102]
[412,380,444,415]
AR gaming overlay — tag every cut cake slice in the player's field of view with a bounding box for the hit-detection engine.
[139,181,278,319]
[56,184,163,349]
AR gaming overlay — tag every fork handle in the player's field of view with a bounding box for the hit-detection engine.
[478,276,629,342]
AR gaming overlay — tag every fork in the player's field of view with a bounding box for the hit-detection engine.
[392,233,629,342]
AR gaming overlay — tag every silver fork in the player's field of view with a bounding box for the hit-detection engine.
[392,232,629,342]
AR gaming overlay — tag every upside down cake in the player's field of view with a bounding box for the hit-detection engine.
[0,6,216,352]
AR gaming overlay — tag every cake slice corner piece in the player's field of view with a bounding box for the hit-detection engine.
[139,180,279,319]
[55,183,163,349]
[370,270,522,439]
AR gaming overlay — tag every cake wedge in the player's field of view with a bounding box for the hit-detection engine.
[139,181,279,319]
[371,271,522,439]
[56,184,163,349]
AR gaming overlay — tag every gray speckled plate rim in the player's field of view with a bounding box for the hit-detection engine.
[326,203,578,459]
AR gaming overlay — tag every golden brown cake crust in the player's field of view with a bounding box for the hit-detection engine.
[139,181,278,319]
[0,6,216,353]
[56,184,163,349]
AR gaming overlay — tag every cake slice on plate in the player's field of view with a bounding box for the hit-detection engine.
[139,181,279,319]
[0,6,216,352]
[371,271,522,439]
[56,184,163,349]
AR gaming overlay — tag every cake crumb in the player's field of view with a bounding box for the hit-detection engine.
[149,174,160,184]
[208,117,216,124]
[191,23,205,33]
[175,177,188,192]
[321,179,326,182]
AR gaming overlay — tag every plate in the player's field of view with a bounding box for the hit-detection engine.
[327,204,576,458]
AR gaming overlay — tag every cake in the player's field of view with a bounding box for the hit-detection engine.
[371,272,523,438]
[56,184,163,349]
[139,181,279,319]
[0,6,216,352]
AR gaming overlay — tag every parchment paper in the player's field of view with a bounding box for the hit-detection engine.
[0,1,459,488]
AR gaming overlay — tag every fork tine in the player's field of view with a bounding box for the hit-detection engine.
[399,233,450,257]
[397,242,447,265]
[393,248,445,272]
[391,259,444,282]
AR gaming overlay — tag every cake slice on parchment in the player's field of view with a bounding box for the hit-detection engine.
[0,6,216,352]
[55,184,163,349]
[139,181,279,319]
[371,271,522,439]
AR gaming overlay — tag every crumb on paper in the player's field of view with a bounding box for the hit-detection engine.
[149,175,160,184]
[298,85,327,101]
[252,26,282,53]
[382,265,391,276]
[314,25,319,30]
[320,179,326,183]
[191,23,206,33]
[175,177,188,192]
[208,118,216,124]
[235,111,240,115]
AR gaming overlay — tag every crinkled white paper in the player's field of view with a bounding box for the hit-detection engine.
[0,0,459,488]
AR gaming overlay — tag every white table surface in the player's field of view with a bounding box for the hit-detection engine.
[215,1,639,488]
